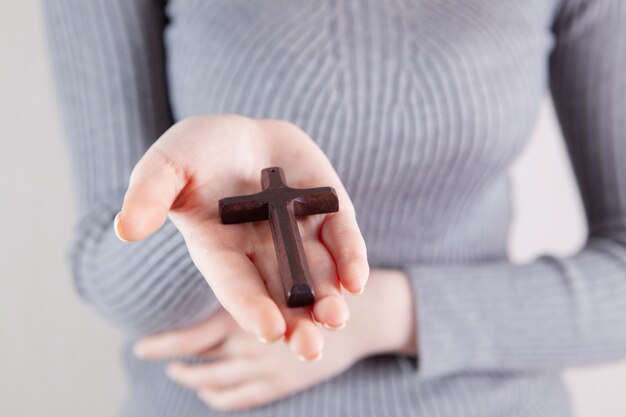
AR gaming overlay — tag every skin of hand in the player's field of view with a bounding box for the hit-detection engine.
[114,114,369,360]
[133,268,417,411]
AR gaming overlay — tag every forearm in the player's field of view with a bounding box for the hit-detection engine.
[356,227,626,378]
[41,0,219,335]
[72,194,219,335]
[407,231,626,378]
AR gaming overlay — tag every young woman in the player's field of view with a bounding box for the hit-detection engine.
[43,1,626,416]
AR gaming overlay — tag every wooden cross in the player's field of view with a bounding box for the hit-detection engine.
[219,167,339,307]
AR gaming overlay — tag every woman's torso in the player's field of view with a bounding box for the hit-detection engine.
[164,0,556,267]
[124,1,570,416]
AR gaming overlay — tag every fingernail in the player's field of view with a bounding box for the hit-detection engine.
[348,285,365,295]
[322,321,346,331]
[257,334,284,344]
[297,351,323,362]
[114,212,130,242]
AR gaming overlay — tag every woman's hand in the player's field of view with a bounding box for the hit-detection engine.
[114,115,369,360]
[133,269,417,411]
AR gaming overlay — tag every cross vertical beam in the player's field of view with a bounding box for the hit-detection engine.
[218,167,339,307]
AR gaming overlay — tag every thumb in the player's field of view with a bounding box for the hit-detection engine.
[114,147,188,242]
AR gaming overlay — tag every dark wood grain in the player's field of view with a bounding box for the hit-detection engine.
[219,167,339,307]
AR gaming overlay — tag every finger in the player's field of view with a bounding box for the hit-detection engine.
[132,310,230,360]
[115,144,189,242]
[253,245,324,361]
[302,239,349,330]
[187,234,286,342]
[167,360,260,389]
[320,209,369,294]
[260,123,369,293]
[198,381,283,412]
[287,318,324,362]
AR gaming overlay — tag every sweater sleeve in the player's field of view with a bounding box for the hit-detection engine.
[42,0,218,336]
[407,0,626,379]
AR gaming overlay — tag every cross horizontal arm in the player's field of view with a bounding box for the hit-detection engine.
[219,194,269,224]
[293,187,339,216]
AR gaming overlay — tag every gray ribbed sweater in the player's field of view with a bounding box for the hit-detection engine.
[43,0,626,416]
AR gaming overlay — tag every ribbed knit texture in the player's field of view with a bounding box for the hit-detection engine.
[42,0,626,416]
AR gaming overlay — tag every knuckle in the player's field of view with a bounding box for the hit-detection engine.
[334,223,365,252]
[168,338,193,354]
[340,250,368,272]
[346,246,367,261]
[151,147,186,181]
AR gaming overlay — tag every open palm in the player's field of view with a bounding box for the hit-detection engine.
[115,115,369,360]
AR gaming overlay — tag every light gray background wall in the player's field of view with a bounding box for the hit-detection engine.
[0,2,624,416]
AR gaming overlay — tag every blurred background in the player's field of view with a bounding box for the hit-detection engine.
[1,1,625,417]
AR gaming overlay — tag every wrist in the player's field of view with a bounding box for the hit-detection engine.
[346,269,417,358]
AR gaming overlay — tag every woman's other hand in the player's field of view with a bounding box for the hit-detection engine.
[115,114,369,360]
[133,269,416,411]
